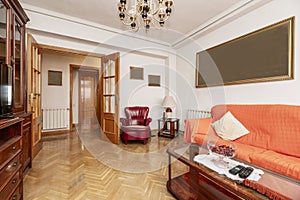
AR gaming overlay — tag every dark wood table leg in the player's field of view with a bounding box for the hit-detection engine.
[168,153,171,181]
[158,120,161,136]
[170,121,175,138]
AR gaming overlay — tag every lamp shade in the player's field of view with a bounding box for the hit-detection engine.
[162,96,176,108]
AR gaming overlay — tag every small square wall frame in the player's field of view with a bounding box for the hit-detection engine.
[48,70,62,86]
[130,66,144,80]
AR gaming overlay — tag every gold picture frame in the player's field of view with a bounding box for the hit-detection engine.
[196,17,294,88]
[48,70,62,86]
[130,66,144,80]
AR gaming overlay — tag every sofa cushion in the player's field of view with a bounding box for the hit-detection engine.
[211,104,300,158]
[211,111,249,140]
[192,132,300,180]
[248,150,300,180]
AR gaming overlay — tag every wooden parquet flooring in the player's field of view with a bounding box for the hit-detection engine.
[23,126,188,200]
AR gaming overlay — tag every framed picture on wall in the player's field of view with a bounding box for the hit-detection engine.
[130,66,144,80]
[195,17,294,88]
[148,75,160,87]
[48,70,62,86]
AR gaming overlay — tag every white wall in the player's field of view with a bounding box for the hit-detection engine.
[119,52,168,130]
[41,53,100,124]
[176,0,300,123]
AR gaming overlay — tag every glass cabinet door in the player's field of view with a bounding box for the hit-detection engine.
[0,1,6,64]
[12,15,24,112]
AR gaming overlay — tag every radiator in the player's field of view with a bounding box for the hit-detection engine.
[42,108,70,131]
[187,109,211,119]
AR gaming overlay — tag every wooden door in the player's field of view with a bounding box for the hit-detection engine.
[27,34,42,158]
[101,53,120,144]
[79,70,99,124]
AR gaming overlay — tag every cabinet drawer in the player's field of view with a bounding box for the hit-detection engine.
[0,171,21,200]
[0,139,21,167]
[10,184,22,200]
[0,153,21,188]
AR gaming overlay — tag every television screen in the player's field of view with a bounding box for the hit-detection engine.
[0,63,13,117]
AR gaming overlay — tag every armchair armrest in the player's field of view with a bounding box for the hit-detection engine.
[120,118,129,126]
[145,118,152,126]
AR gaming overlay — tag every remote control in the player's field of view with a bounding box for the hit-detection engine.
[238,167,254,179]
[229,165,245,175]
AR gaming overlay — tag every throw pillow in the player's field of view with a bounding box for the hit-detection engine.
[211,111,249,140]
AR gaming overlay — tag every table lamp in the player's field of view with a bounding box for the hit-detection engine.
[162,96,176,118]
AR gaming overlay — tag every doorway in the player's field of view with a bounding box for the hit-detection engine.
[78,69,99,124]
[70,65,101,128]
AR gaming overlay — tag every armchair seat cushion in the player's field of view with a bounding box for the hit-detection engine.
[122,125,149,135]
[121,125,150,144]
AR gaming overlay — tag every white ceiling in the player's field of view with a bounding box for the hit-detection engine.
[19,0,267,46]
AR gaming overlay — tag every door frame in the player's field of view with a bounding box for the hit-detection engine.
[70,65,101,128]
[33,44,104,132]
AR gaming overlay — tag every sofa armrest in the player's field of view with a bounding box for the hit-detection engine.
[184,118,211,143]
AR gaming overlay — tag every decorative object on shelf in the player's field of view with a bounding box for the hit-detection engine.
[162,95,176,118]
[130,66,144,80]
[148,75,160,87]
[118,0,174,31]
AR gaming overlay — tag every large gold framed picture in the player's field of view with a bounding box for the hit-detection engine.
[196,17,294,88]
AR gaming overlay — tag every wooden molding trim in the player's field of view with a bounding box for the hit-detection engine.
[42,130,71,136]
[38,44,105,58]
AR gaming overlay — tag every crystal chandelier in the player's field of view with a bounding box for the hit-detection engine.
[118,0,174,31]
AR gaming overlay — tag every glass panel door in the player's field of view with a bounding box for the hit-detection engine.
[0,1,6,64]
[101,53,120,144]
[103,60,116,113]
[12,13,24,112]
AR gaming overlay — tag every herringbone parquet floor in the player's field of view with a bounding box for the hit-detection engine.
[23,124,188,200]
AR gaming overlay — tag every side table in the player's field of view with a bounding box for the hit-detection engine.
[158,118,179,138]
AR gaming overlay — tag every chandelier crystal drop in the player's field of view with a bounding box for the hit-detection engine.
[118,0,174,31]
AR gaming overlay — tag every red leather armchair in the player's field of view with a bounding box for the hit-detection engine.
[120,106,152,144]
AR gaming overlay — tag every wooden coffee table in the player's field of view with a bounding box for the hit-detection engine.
[166,143,269,200]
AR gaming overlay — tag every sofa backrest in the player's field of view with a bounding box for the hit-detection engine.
[211,104,300,158]
[124,106,149,125]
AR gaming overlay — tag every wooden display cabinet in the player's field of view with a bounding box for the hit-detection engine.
[0,0,30,199]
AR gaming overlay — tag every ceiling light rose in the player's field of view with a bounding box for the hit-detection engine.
[118,0,174,31]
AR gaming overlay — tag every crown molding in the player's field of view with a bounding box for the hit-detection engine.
[171,0,273,48]
[22,3,172,48]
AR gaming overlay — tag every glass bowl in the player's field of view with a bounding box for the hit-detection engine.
[207,141,237,168]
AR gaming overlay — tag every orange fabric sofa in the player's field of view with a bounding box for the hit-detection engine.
[184,104,300,181]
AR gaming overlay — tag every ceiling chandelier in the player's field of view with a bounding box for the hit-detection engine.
[118,0,174,31]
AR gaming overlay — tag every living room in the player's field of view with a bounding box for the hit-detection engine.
[0,0,299,199]
[21,0,299,126]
